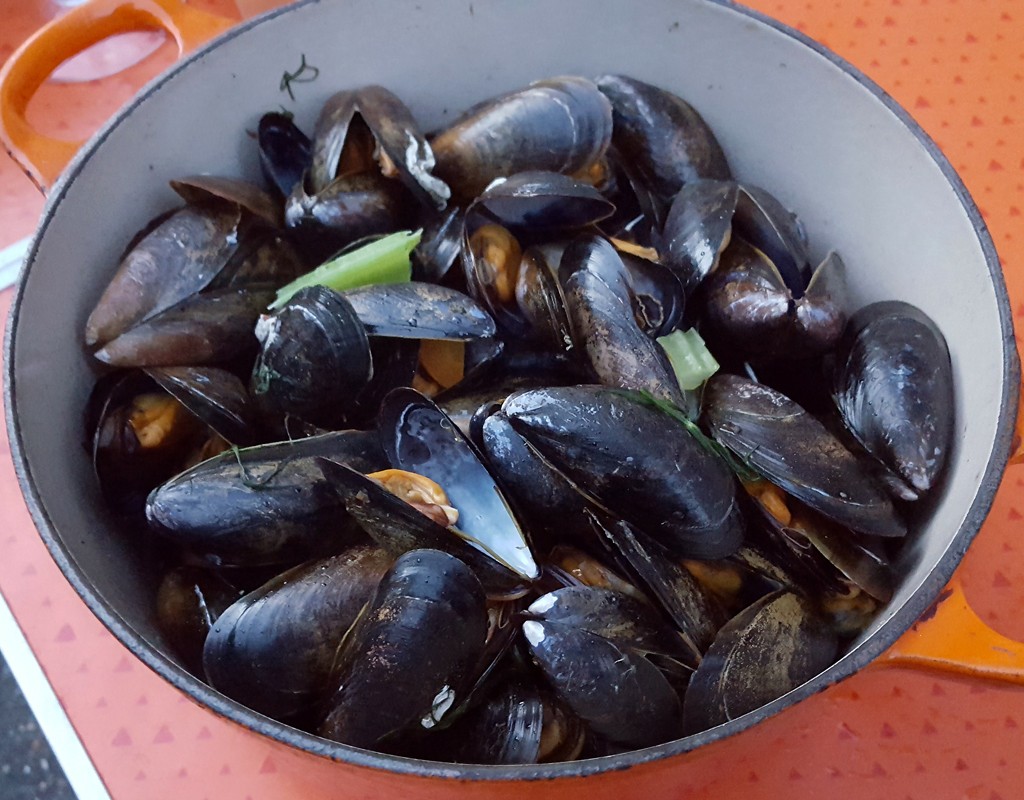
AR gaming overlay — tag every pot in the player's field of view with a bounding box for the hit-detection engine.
[1,0,1022,796]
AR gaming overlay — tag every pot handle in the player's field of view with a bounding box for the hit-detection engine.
[0,0,234,192]
[872,575,1024,684]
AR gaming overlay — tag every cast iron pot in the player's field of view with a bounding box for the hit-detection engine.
[1,0,1021,796]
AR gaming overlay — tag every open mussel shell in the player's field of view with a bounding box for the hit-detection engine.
[469,171,615,233]
[145,430,385,567]
[87,371,221,516]
[522,619,683,749]
[833,300,954,498]
[561,235,689,408]
[342,282,496,340]
[732,183,810,293]
[701,240,847,361]
[414,680,585,765]
[202,544,392,721]
[85,204,249,348]
[318,549,487,748]
[258,111,313,199]
[702,374,906,538]
[145,365,256,447]
[94,287,273,368]
[747,489,895,606]
[660,179,739,294]
[431,77,613,201]
[250,285,372,428]
[156,565,242,675]
[285,171,414,259]
[310,85,450,209]
[682,589,838,735]
[378,388,539,582]
[314,459,525,594]
[503,385,744,560]
[595,74,731,208]
[584,511,723,662]
[170,175,282,227]
[661,180,811,300]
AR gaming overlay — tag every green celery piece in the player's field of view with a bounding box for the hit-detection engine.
[268,229,421,310]
[658,328,720,391]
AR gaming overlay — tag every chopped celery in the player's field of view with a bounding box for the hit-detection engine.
[268,229,421,311]
[658,328,720,391]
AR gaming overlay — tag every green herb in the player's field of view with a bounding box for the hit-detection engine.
[658,328,720,391]
[628,389,763,482]
[280,54,320,101]
[268,229,421,311]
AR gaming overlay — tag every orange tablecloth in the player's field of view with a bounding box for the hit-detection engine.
[2,1,1023,797]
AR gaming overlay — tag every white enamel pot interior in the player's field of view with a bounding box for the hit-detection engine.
[5,0,1018,784]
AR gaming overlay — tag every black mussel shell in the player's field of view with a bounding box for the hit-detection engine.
[170,175,282,228]
[414,680,585,765]
[85,205,247,348]
[526,586,694,665]
[94,287,273,369]
[503,385,744,560]
[156,565,242,675]
[146,365,256,447]
[561,235,690,410]
[432,77,613,201]
[87,371,213,516]
[146,430,385,567]
[250,285,372,428]
[318,549,488,748]
[523,619,683,749]
[203,545,392,721]
[702,374,906,537]
[470,171,615,233]
[701,241,847,361]
[833,300,954,497]
[342,282,496,341]
[258,112,312,199]
[682,590,838,734]
[314,459,525,595]
[660,179,739,295]
[595,74,731,207]
[379,388,539,582]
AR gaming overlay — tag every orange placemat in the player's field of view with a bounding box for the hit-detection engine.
[2,1,1023,798]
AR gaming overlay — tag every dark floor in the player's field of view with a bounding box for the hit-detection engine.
[0,652,75,800]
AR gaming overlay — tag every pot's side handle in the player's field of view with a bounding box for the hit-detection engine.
[872,575,1024,684]
[0,0,234,193]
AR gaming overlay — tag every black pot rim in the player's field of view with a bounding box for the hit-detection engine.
[4,0,1020,784]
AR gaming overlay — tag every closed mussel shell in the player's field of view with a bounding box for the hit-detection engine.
[250,285,372,428]
[833,300,954,498]
[203,544,392,721]
[503,385,744,560]
[522,619,683,749]
[527,586,694,664]
[431,77,613,201]
[146,430,385,567]
[682,589,838,735]
[595,74,731,207]
[318,549,488,748]
[703,374,906,538]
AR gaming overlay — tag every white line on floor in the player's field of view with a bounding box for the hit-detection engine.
[0,238,30,291]
[0,590,111,799]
